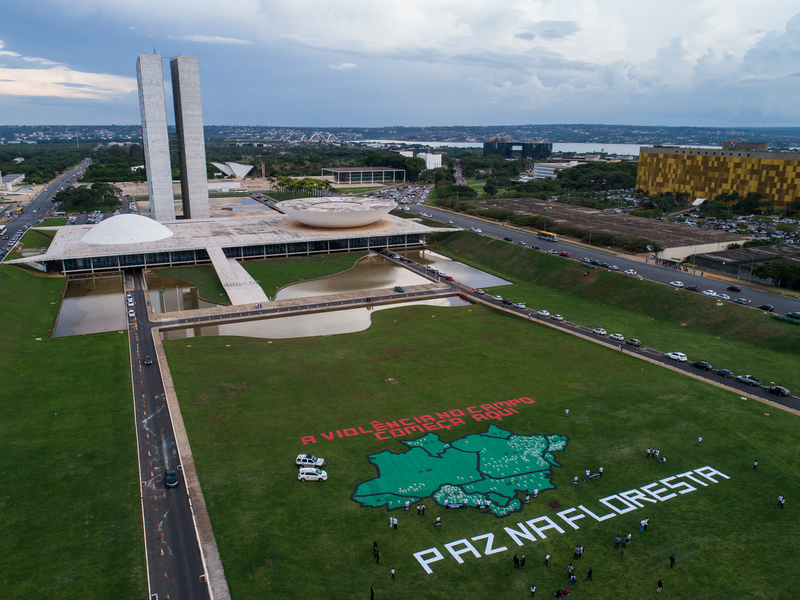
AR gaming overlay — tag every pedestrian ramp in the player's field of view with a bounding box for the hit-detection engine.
[205,246,269,306]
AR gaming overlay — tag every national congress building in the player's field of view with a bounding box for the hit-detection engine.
[636,146,800,209]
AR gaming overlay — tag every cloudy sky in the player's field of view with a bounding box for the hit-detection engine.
[1,0,799,127]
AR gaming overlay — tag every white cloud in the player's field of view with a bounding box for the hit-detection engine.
[0,39,136,99]
[328,63,356,71]
[174,35,251,45]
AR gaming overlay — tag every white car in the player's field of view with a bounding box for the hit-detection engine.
[474,288,485,295]
[624,269,637,276]
[609,265,619,271]
[491,295,503,301]
[298,467,327,482]
[718,293,730,300]
[547,249,558,254]
[513,302,526,309]
[296,454,326,467]
[592,327,607,336]
[666,352,687,362]
[609,333,625,342]
[475,229,482,233]
[537,310,550,318]
[550,314,564,322]
[128,309,135,318]
[670,281,684,288]
[701,290,717,297]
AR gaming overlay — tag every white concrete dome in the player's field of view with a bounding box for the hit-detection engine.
[81,214,175,245]
[280,197,396,229]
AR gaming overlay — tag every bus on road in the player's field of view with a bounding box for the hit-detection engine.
[0,225,6,236]
[537,231,558,242]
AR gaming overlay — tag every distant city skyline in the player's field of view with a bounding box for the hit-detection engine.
[1,1,799,128]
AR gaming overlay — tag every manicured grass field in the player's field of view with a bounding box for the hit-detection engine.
[0,267,144,599]
[154,264,231,304]
[435,232,800,392]
[19,227,55,250]
[164,300,800,600]
[33,218,68,227]
[241,251,367,298]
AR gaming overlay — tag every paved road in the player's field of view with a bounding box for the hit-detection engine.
[408,205,800,316]
[127,272,211,600]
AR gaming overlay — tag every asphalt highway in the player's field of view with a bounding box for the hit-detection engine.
[127,272,210,600]
[408,204,800,317]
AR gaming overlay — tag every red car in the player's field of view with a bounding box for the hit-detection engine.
[443,275,454,281]
[559,251,571,258]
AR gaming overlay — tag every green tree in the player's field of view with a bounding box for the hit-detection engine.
[404,157,426,181]
[752,261,800,287]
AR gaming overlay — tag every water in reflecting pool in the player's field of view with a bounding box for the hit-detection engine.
[53,275,127,337]
[161,296,470,341]
[275,253,430,300]
[147,273,218,314]
[397,249,513,289]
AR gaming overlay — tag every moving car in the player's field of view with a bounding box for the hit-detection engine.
[685,285,699,292]
[558,251,571,257]
[736,374,761,386]
[491,295,503,301]
[766,385,790,397]
[513,302,526,309]
[727,285,742,292]
[670,281,684,288]
[547,249,558,255]
[624,269,637,276]
[666,352,687,362]
[537,310,551,318]
[503,237,513,242]
[474,288,485,295]
[296,454,326,467]
[718,294,730,300]
[734,298,748,305]
[502,298,514,305]
[757,304,774,312]
[788,312,800,319]
[626,338,641,348]
[609,333,624,342]
[518,241,527,246]
[608,265,619,271]
[591,327,607,336]
[165,469,179,488]
[701,290,717,297]
[393,286,405,293]
[692,361,713,371]
[550,314,564,322]
[714,368,735,378]
[144,356,153,365]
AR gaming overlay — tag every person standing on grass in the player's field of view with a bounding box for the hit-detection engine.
[567,564,573,579]
[573,476,578,486]
[530,584,536,597]
[584,469,590,481]
[754,460,758,470]
[640,518,646,532]
[375,551,381,564]
[644,518,649,531]
[434,516,441,526]
[514,554,520,569]
[779,495,785,509]
[647,447,651,458]
[574,546,581,559]
[521,555,526,569]
[585,567,592,581]
[614,536,621,549]
[670,554,675,568]
[698,436,702,446]
[390,568,395,581]
[599,466,603,477]
[544,554,550,566]
[565,408,569,417]
[371,586,375,599]
[657,579,663,593]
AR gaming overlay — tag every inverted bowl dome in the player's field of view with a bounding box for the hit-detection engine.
[279,197,397,228]
[81,214,175,245]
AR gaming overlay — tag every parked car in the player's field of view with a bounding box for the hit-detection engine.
[736,374,761,386]
[474,288,485,295]
[692,361,713,371]
[624,269,637,276]
[727,285,742,292]
[558,251,571,257]
[685,285,699,292]
[517,240,527,246]
[788,312,800,319]
[296,454,326,467]
[547,249,558,255]
[718,294,730,300]
[766,385,790,396]
[128,309,135,318]
[491,295,503,301]
[701,290,717,297]
[502,298,513,305]
[537,310,550,318]
[626,338,641,348]
[666,352,687,362]
[591,327,607,336]
[165,469,179,488]
[757,304,774,312]
[503,237,513,242]
[298,467,328,482]
[609,333,624,342]
[670,281,684,288]
[513,302,526,309]
[531,245,540,250]
[714,368,735,378]
[734,298,748,305]
[550,314,564,322]
[609,265,619,271]
[443,275,454,281]
[393,286,405,293]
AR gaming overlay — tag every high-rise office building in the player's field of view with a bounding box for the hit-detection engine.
[170,56,210,220]
[136,53,210,222]
[136,54,175,223]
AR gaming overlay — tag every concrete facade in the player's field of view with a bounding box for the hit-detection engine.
[170,56,210,220]
[136,54,176,223]
[637,146,800,210]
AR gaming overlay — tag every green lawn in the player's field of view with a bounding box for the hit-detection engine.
[62,200,119,213]
[19,227,56,250]
[335,186,386,195]
[33,218,68,227]
[241,252,368,298]
[163,301,800,600]
[435,232,800,392]
[0,266,145,599]
[154,264,231,304]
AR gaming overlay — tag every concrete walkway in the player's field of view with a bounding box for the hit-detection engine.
[206,246,269,306]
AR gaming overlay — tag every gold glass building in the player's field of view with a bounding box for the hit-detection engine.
[636,147,800,209]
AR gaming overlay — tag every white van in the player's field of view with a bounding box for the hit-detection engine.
[298,467,327,482]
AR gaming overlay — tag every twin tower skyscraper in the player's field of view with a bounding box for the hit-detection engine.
[136,54,210,222]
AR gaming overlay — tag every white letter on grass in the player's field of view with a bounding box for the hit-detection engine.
[414,547,444,574]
